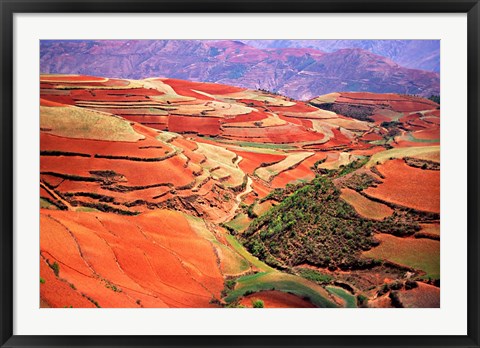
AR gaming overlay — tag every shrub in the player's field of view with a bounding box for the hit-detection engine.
[389,291,403,308]
[252,299,264,308]
[356,294,368,307]
[50,261,60,277]
[428,95,440,104]
[405,280,418,290]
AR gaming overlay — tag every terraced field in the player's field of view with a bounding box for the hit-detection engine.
[340,188,393,220]
[40,74,441,308]
[364,159,440,213]
[363,233,440,279]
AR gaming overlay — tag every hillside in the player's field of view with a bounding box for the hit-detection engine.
[40,74,440,308]
[40,40,440,100]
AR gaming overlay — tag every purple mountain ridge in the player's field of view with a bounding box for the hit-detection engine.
[239,40,440,73]
[40,40,440,101]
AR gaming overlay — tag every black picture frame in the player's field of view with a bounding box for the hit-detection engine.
[1,1,479,347]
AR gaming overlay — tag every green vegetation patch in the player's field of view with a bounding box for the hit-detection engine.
[366,146,440,167]
[225,272,337,308]
[203,137,296,150]
[225,234,275,272]
[296,268,333,284]
[364,234,439,279]
[40,198,57,210]
[224,213,251,233]
[406,133,439,144]
[243,176,377,270]
[41,106,144,142]
[326,286,357,308]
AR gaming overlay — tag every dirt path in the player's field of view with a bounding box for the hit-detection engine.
[214,173,253,224]
[40,182,74,210]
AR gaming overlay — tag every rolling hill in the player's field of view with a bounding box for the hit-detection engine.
[40,74,440,308]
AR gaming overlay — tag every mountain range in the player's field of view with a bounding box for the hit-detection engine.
[239,40,440,72]
[40,40,440,100]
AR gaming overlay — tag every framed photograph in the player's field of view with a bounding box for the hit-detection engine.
[1,0,479,347]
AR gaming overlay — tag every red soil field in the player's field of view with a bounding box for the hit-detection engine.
[141,123,169,131]
[101,78,131,87]
[389,101,438,113]
[168,115,221,136]
[162,78,245,95]
[93,108,167,116]
[339,92,407,101]
[371,114,394,123]
[222,110,268,123]
[70,88,163,100]
[410,129,440,140]
[41,75,106,82]
[40,256,96,308]
[55,179,172,204]
[41,155,195,188]
[41,173,65,188]
[401,113,423,121]
[40,83,56,89]
[350,147,385,157]
[424,110,440,117]
[361,132,383,141]
[306,128,351,150]
[170,137,198,151]
[422,116,440,126]
[132,123,160,138]
[239,290,316,308]
[161,82,213,100]
[40,186,54,201]
[335,93,438,114]
[41,77,130,88]
[40,94,76,105]
[397,282,440,308]
[299,119,314,128]
[364,159,440,213]
[223,124,321,143]
[242,193,257,206]
[394,139,440,148]
[40,88,71,95]
[269,103,319,113]
[40,98,66,107]
[40,209,223,307]
[234,150,286,175]
[40,131,173,159]
[277,114,303,126]
[402,117,435,130]
[70,90,158,103]
[88,88,163,96]
[236,99,266,108]
[271,152,327,188]
[121,116,169,124]
[250,180,273,200]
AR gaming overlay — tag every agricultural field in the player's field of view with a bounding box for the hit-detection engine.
[363,234,440,280]
[340,188,393,220]
[40,73,440,308]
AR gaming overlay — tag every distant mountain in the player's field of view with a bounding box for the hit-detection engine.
[240,40,440,73]
[40,40,439,100]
